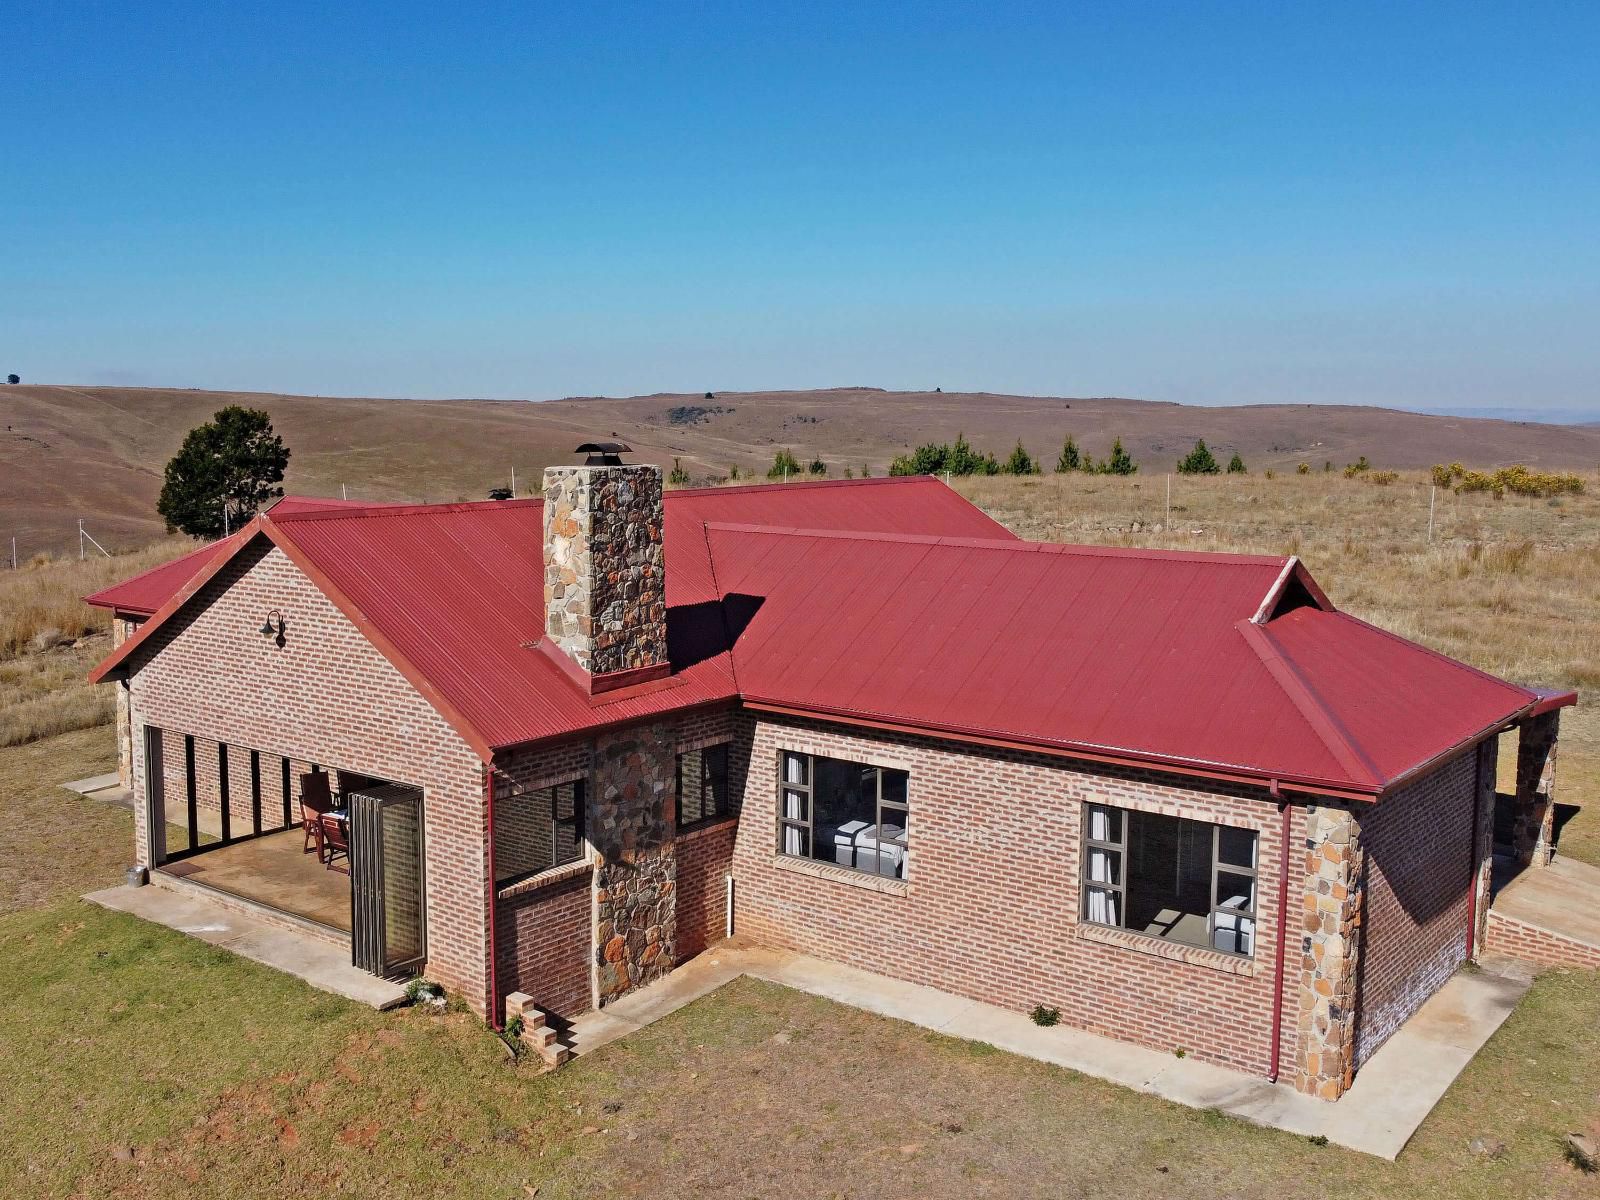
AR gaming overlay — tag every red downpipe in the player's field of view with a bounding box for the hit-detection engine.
[485,762,502,1031]
[1268,782,1291,1083]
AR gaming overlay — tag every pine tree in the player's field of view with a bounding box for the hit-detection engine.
[807,456,827,477]
[1103,437,1137,476]
[767,448,802,480]
[1176,439,1221,475]
[157,406,290,538]
[1055,435,1082,473]
[1002,439,1039,475]
[668,457,691,485]
[1226,452,1246,474]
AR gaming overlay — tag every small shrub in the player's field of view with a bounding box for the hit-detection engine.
[667,457,691,485]
[1308,1134,1329,1147]
[1226,452,1246,474]
[1297,462,1310,475]
[1369,470,1399,486]
[1430,463,1453,488]
[505,1014,525,1039]
[1342,455,1371,479]
[1264,469,1277,480]
[1173,1047,1187,1058]
[486,486,513,501]
[807,457,827,477]
[767,448,802,480]
[1030,1004,1061,1027]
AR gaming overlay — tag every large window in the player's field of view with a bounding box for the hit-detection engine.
[496,779,585,885]
[677,743,733,831]
[1081,804,1257,957]
[777,750,909,879]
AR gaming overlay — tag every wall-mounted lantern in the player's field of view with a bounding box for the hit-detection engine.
[259,609,287,647]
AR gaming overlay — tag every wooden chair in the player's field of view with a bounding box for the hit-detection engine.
[299,772,333,859]
[319,812,351,874]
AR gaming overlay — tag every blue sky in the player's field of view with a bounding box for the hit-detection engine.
[4,2,1597,412]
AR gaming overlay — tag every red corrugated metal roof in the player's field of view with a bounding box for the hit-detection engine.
[88,476,1558,794]
[90,478,1014,759]
[84,497,398,617]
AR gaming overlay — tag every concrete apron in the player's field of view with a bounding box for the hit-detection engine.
[568,943,1534,1161]
[84,883,408,1011]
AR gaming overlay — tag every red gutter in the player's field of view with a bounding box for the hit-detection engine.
[485,762,502,1030]
[741,699,1380,803]
[1268,783,1291,1083]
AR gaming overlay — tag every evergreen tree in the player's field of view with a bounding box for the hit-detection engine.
[1002,439,1039,475]
[668,457,691,485]
[767,448,802,480]
[1176,439,1221,475]
[157,406,290,538]
[1102,437,1138,476]
[807,456,827,477]
[1055,435,1082,473]
[1226,452,1246,474]
[487,487,513,500]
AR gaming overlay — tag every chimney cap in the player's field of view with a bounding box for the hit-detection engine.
[574,441,633,466]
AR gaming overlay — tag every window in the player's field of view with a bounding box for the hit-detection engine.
[776,750,909,879]
[496,779,585,885]
[1081,804,1258,957]
[677,743,733,830]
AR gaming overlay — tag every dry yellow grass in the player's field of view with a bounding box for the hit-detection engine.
[0,538,194,746]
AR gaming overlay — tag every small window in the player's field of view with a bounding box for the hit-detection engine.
[1080,803,1258,957]
[677,743,733,831]
[776,750,909,880]
[496,779,586,885]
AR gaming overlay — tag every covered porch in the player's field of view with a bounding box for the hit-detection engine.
[135,724,428,979]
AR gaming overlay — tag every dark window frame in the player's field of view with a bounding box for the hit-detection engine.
[496,778,587,887]
[774,749,910,881]
[1079,802,1258,959]
[676,742,733,832]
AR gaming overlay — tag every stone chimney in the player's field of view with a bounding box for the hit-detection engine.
[542,445,669,691]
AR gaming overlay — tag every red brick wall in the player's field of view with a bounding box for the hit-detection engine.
[497,868,594,1019]
[728,713,1294,1076]
[1353,749,1477,1067]
[1484,909,1600,970]
[676,821,735,959]
[125,538,491,1011]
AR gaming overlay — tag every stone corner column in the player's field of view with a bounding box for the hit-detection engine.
[1291,803,1365,1101]
[1470,739,1496,957]
[1512,711,1560,869]
[590,721,677,1008]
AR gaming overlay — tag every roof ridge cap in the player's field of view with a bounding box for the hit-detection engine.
[1234,618,1385,789]
[271,498,543,523]
[669,475,933,499]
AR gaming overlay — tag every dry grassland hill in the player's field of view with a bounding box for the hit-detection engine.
[4,382,1600,556]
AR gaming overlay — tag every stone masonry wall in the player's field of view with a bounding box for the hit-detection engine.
[592,720,677,1004]
[1293,803,1364,1099]
[1512,711,1560,868]
[542,464,667,676]
[125,539,491,1012]
[114,616,138,790]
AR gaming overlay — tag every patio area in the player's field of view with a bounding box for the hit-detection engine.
[159,827,352,933]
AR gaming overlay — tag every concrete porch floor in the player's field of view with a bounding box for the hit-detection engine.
[159,828,353,933]
[84,882,406,1009]
[1493,853,1600,952]
[568,941,1534,1160]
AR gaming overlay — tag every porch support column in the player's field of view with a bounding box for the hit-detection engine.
[1511,710,1560,869]
[1469,739,1496,957]
[1291,803,1365,1101]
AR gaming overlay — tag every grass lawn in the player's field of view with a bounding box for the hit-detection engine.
[3,729,1600,1198]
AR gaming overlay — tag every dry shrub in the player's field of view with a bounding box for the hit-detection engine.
[1368,470,1399,486]
[1442,463,1585,499]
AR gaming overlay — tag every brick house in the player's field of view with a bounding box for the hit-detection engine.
[87,461,1573,1101]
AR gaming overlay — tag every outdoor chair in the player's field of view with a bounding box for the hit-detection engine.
[319,812,351,874]
[299,772,334,859]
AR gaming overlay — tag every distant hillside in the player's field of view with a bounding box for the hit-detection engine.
[4,383,1599,557]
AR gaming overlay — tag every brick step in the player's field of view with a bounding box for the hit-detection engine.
[504,991,574,1067]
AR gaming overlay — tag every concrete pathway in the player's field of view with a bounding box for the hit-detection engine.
[84,883,407,1010]
[568,942,1533,1160]
[62,772,132,809]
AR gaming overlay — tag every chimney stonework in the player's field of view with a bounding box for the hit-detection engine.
[542,463,668,677]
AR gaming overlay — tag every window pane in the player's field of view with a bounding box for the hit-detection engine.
[704,744,730,819]
[1217,825,1257,870]
[782,752,808,786]
[881,768,907,807]
[1085,845,1121,887]
[782,788,808,822]
[1084,886,1120,926]
[781,824,809,857]
[1087,804,1122,844]
[1215,871,1256,914]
